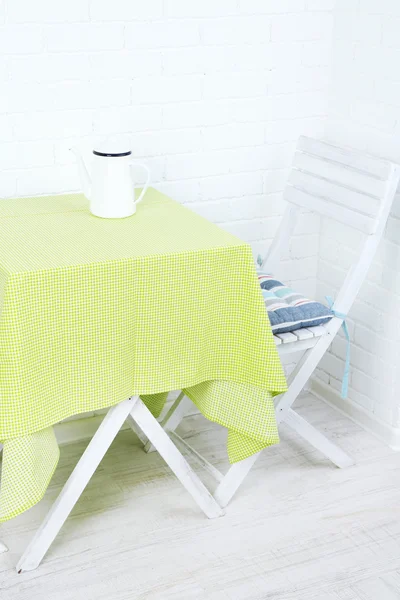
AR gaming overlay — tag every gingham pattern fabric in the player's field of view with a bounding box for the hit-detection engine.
[0,189,287,522]
[0,428,59,522]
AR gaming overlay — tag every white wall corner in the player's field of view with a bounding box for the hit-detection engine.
[312,378,400,451]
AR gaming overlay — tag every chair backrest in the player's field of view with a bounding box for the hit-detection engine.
[262,136,400,316]
[286,136,396,234]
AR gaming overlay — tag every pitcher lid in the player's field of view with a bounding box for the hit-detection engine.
[93,141,132,158]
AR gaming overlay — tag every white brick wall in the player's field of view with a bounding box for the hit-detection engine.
[316,0,400,430]
[9,0,400,435]
[0,0,332,288]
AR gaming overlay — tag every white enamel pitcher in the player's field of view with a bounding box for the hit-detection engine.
[70,142,150,219]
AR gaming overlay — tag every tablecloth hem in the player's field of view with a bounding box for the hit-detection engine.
[0,378,287,442]
[0,446,60,523]
[184,388,281,464]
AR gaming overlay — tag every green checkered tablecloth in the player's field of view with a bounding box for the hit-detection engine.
[0,189,287,522]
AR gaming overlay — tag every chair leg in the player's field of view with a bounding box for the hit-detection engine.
[213,338,354,507]
[138,336,353,510]
[276,336,334,422]
[214,452,262,508]
[283,409,355,468]
[130,399,225,519]
[143,391,192,454]
[275,339,354,467]
[16,396,139,573]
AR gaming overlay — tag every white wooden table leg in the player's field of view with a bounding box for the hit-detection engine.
[169,430,224,483]
[144,391,191,454]
[284,408,355,468]
[131,399,225,519]
[126,414,149,446]
[214,452,262,508]
[16,396,139,573]
[162,393,193,434]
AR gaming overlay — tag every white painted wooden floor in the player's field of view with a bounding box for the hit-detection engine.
[1,394,400,600]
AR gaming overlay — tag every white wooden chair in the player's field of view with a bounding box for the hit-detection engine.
[142,136,400,509]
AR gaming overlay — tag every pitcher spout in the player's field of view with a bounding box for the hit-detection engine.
[70,146,92,200]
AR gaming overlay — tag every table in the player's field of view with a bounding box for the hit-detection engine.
[0,188,286,568]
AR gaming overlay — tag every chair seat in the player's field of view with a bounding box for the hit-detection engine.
[258,273,333,335]
[273,324,328,353]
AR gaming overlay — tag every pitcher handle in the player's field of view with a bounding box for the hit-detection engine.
[130,162,151,204]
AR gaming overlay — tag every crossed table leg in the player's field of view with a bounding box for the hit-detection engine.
[16,396,224,572]
[143,385,355,508]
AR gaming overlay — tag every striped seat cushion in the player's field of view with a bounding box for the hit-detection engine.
[258,273,333,334]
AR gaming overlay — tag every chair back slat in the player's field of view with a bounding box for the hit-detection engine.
[288,169,381,218]
[285,186,377,235]
[285,185,377,234]
[291,150,387,198]
[297,136,393,180]
[284,136,396,233]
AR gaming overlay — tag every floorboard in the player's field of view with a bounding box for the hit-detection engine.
[1,394,400,600]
